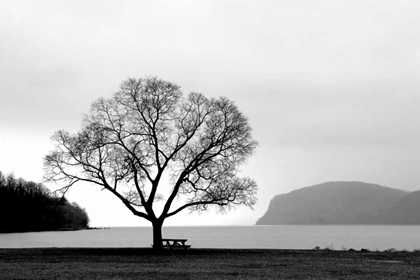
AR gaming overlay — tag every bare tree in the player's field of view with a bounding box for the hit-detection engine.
[44,77,258,249]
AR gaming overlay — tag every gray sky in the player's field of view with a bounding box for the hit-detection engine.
[1,0,420,227]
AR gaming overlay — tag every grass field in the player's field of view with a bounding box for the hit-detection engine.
[1,248,420,279]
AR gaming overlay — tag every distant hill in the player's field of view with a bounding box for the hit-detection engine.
[256,181,420,225]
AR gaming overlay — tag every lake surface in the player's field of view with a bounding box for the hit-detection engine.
[1,226,419,251]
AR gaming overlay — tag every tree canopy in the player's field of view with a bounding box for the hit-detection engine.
[44,76,258,248]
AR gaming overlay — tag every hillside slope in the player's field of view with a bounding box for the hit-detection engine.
[256,181,419,225]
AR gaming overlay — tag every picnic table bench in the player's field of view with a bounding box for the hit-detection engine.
[159,238,191,249]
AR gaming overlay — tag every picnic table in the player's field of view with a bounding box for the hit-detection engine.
[161,238,191,249]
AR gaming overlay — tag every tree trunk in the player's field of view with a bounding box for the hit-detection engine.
[152,220,163,250]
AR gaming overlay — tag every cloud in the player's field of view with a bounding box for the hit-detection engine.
[2,0,420,225]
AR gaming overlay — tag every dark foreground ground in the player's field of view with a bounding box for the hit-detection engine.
[1,248,420,279]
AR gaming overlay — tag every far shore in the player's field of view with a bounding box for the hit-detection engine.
[0,227,109,234]
[1,247,420,279]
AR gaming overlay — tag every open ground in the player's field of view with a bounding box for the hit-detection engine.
[1,248,420,279]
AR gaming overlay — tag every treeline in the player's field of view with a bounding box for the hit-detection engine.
[0,171,89,233]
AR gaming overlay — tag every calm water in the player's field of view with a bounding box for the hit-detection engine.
[1,226,419,251]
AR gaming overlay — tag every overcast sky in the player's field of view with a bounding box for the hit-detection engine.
[1,0,420,227]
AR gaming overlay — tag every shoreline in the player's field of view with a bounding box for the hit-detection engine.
[2,247,420,279]
[0,227,109,234]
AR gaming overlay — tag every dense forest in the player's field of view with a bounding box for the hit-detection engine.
[0,171,89,232]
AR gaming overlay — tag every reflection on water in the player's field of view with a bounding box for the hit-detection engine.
[0,225,419,250]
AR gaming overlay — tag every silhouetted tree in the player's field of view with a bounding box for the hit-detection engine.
[44,77,258,249]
